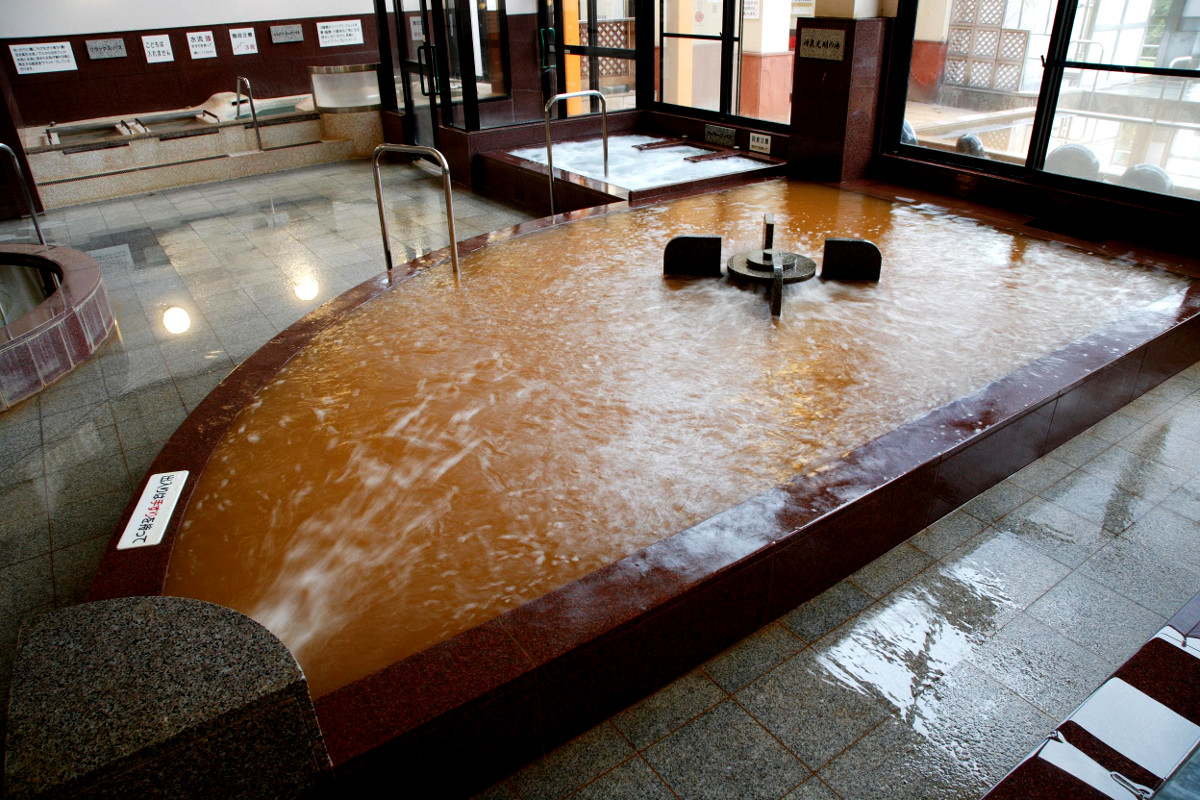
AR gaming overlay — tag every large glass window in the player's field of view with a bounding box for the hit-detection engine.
[896,0,1200,200]
[654,0,793,124]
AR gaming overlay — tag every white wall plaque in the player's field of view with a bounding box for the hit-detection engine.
[409,16,424,41]
[117,471,189,550]
[317,19,365,47]
[142,34,174,63]
[743,0,761,19]
[271,24,304,44]
[86,38,127,60]
[798,28,845,60]
[9,42,77,75]
[230,27,259,55]
[187,31,217,59]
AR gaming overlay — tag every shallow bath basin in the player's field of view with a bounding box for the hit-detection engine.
[0,244,114,410]
[93,178,1200,795]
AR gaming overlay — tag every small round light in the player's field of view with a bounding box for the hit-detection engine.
[163,306,191,334]
[293,279,319,301]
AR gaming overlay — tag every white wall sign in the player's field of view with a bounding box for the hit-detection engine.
[798,28,845,61]
[743,0,760,19]
[9,42,77,75]
[86,38,127,60]
[317,19,365,47]
[409,16,424,41]
[230,27,259,55]
[142,34,174,63]
[117,471,189,550]
[187,31,217,59]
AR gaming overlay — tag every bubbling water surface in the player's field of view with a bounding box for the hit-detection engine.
[510,134,768,191]
[166,180,1189,697]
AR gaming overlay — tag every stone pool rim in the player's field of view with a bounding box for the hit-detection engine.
[89,177,1200,796]
[1,243,115,411]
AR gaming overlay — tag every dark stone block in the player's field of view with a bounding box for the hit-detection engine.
[664,235,723,277]
[4,597,331,800]
[820,238,881,282]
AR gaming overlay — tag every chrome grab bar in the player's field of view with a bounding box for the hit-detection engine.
[543,90,608,217]
[372,144,458,274]
[234,76,263,151]
[0,143,46,245]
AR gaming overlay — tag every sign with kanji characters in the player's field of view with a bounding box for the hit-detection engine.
[230,27,259,55]
[86,39,127,60]
[187,31,217,59]
[9,42,77,75]
[142,34,174,63]
[743,0,761,19]
[317,19,365,47]
[117,471,189,549]
[271,24,304,43]
[798,28,845,61]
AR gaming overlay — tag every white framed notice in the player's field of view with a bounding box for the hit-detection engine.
[229,27,259,55]
[743,0,761,19]
[409,16,424,41]
[317,19,365,47]
[142,34,174,63]
[187,31,217,59]
[117,471,189,550]
[9,42,77,75]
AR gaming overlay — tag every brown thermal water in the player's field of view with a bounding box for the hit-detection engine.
[166,180,1189,697]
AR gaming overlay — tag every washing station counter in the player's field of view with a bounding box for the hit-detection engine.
[89,178,1199,794]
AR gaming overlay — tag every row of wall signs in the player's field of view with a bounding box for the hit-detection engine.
[9,19,365,75]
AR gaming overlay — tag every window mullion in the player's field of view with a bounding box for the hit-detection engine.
[1027,0,1083,170]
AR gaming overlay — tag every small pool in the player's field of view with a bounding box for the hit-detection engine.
[0,245,114,410]
[510,134,773,192]
[480,133,786,214]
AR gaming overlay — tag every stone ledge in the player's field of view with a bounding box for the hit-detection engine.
[4,596,331,800]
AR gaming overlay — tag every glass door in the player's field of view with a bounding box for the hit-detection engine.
[397,0,442,146]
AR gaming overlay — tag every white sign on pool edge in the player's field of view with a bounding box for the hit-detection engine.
[118,471,189,550]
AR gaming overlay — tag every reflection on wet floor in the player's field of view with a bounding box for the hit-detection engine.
[480,362,1200,800]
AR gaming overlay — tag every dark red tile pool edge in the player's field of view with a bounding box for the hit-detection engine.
[87,183,1200,799]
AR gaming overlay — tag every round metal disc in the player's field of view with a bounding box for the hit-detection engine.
[726,251,816,285]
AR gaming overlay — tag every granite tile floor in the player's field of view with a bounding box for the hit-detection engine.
[2,160,1200,798]
[0,158,538,736]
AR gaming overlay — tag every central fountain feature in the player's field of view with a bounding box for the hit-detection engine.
[664,213,876,316]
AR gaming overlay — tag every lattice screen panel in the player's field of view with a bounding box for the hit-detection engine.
[943,0,1028,92]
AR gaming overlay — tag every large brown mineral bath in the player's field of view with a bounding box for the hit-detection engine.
[162,179,1190,698]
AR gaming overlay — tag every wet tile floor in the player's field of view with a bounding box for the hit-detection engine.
[2,160,1199,798]
[474,361,1200,800]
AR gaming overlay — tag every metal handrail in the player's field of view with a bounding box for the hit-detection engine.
[234,76,264,151]
[1,143,46,245]
[543,90,608,217]
[372,144,458,274]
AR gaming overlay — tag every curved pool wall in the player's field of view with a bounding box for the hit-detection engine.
[0,244,114,411]
[88,180,1200,796]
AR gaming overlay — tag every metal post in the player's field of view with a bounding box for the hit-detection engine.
[372,144,458,274]
[235,77,264,151]
[0,143,46,245]
[543,90,609,217]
